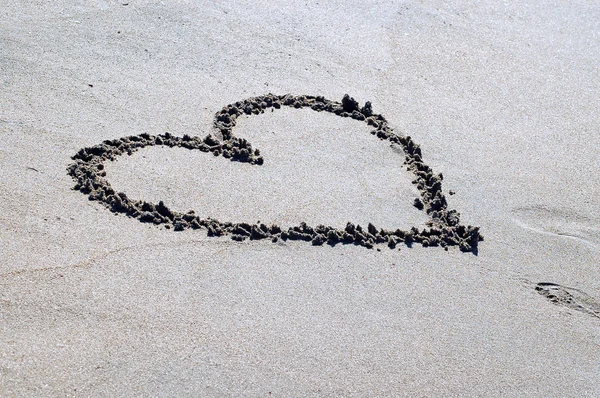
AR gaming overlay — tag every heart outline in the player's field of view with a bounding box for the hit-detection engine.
[67,94,483,253]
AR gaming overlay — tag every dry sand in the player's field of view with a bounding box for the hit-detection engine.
[1,1,599,396]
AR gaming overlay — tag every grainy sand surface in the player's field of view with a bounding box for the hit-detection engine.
[1,1,599,396]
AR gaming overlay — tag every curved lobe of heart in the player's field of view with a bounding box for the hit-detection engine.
[67,94,483,252]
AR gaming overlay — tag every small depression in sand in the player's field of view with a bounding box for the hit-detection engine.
[513,206,600,248]
[105,107,429,231]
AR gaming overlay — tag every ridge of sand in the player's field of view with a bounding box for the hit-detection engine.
[70,94,481,252]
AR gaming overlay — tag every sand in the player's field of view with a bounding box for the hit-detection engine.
[1,1,599,396]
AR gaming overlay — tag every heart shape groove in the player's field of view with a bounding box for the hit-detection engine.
[68,94,483,252]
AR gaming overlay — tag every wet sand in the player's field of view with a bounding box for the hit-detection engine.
[1,1,599,396]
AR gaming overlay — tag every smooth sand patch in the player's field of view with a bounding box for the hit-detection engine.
[106,107,429,230]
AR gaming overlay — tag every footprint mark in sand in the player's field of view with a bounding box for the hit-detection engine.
[68,94,482,252]
[535,282,600,319]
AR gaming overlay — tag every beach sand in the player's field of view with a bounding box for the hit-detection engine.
[1,1,599,396]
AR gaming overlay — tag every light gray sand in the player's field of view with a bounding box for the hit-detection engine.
[105,106,429,230]
[1,1,599,396]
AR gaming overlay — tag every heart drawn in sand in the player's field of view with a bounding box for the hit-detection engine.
[68,94,483,252]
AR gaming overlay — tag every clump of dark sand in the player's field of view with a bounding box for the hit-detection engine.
[67,94,483,253]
